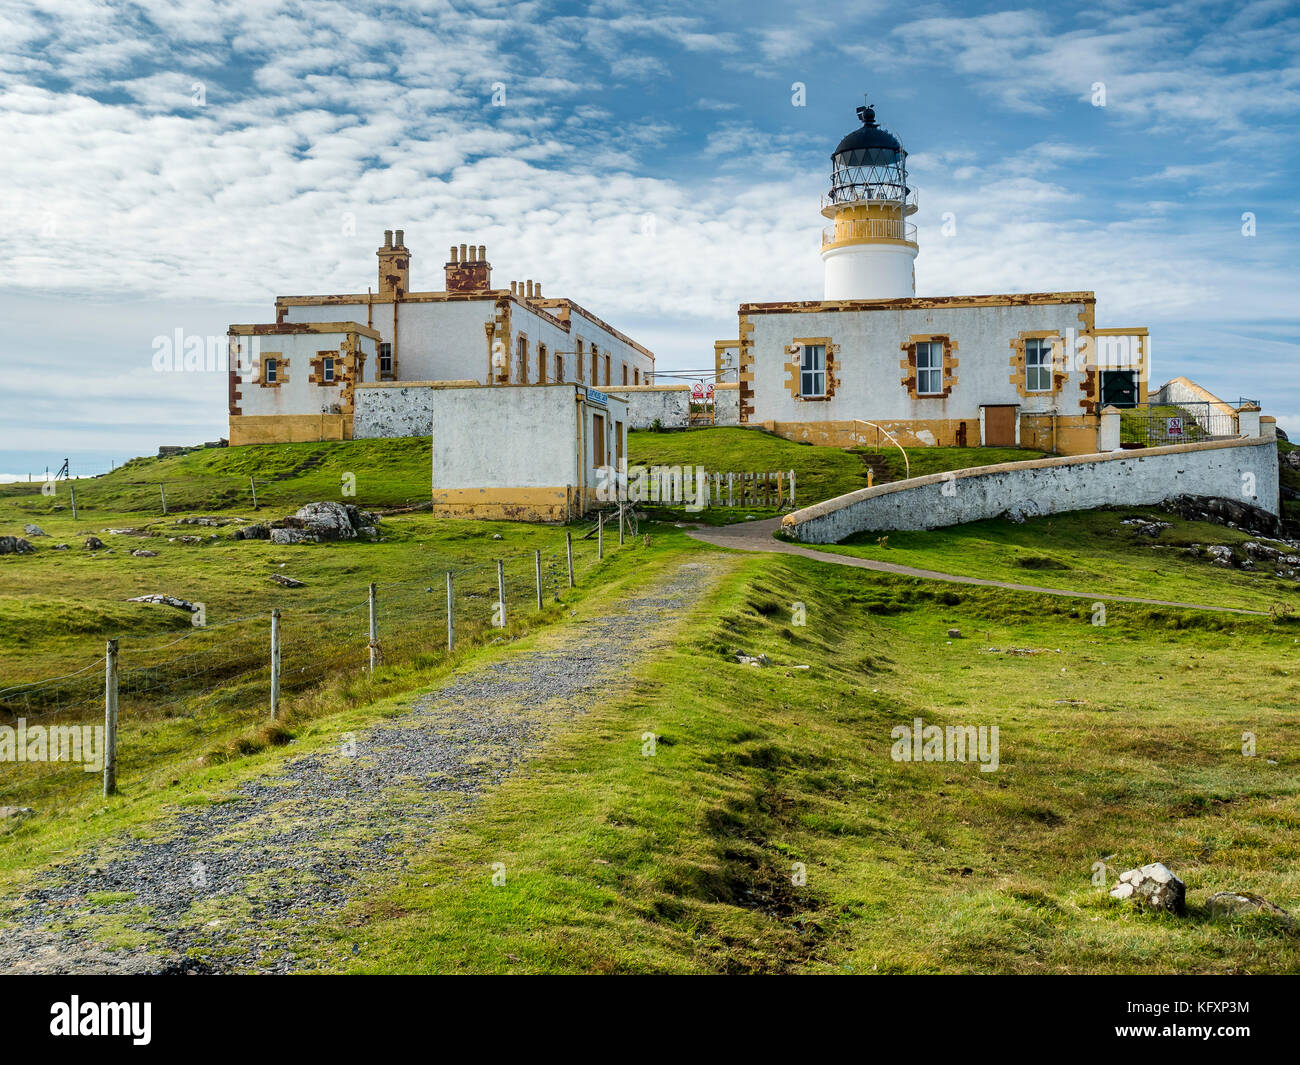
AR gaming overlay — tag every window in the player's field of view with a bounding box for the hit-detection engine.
[322,356,335,383]
[264,357,278,384]
[576,340,585,381]
[590,347,598,384]
[622,363,628,385]
[516,335,528,383]
[916,342,943,395]
[378,343,393,377]
[555,353,564,381]
[1025,337,1053,392]
[634,368,640,385]
[604,354,611,385]
[799,344,826,398]
[538,344,547,383]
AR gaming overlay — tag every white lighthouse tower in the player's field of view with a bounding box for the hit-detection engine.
[820,101,918,300]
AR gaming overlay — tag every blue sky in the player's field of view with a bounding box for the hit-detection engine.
[0,0,1296,468]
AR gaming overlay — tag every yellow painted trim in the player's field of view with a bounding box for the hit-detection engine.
[229,414,351,445]
[229,321,381,341]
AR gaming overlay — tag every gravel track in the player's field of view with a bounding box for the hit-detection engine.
[0,556,726,974]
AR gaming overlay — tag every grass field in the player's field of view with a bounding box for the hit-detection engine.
[4,432,1299,974]
[811,507,1300,614]
[302,553,1300,973]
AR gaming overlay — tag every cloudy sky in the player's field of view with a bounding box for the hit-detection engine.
[1,0,1296,468]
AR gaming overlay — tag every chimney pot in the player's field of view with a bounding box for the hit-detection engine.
[535,282,542,297]
[468,245,477,262]
[478,245,486,261]
[526,280,534,298]
[384,230,393,248]
[395,229,404,246]
[510,281,517,295]
[460,243,468,261]
[449,245,457,262]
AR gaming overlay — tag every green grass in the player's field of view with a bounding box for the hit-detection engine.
[0,487,642,820]
[298,554,1300,973]
[810,507,1300,613]
[0,437,433,518]
[627,427,1045,523]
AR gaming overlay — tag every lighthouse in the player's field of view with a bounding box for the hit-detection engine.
[820,101,918,300]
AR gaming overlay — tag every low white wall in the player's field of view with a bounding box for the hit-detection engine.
[354,382,477,438]
[605,383,741,429]
[783,437,1280,543]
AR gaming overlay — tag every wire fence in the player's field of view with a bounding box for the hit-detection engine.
[0,522,622,810]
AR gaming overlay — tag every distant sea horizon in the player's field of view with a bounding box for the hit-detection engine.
[0,448,151,482]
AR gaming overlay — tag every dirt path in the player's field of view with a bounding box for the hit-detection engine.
[0,554,730,974]
[688,518,1267,616]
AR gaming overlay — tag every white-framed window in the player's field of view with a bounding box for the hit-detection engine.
[1025,337,1053,392]
[378,342,393,376]
[322,356,335,383]
[264,357,278,385]
[916,341,943,395]
[800,344,826,398]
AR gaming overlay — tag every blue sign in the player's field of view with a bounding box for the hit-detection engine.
[587,388,608,406]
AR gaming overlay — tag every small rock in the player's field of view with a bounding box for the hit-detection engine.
[234,524,271,541]
[269,574,306,588]
[492,533,503,540]
[0,806,35,820]
[1110,862,1186,914]
[84,536,105,550]
[1207,891,1294,924]
[53,543,69,550]
[1206,545,1234,568]
[947,628,962,638]
[126,594,199,613]
[131,549,159,558]
[23,523,46,536]
[734,652,771,667]
[270,528,319,545]
[0,536,36,555]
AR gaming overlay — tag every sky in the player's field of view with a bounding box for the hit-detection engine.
[0,0,1297,470]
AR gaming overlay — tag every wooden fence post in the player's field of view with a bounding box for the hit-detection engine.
[103,639,118,797]
[534,550,543,610]
[368,582,379,673]
[250,477,259,510]
[618,506,625,546]
[597,512,604,560]
[446,571,455,650]
[270,608,281,720]
[727,472,734,507]
[159,484,168,515]
[497,559,507,628]
[70,483,78,521]
[789,469,796,507]
[566,531,575,588]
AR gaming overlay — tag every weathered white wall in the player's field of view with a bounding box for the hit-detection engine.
[603,384,741,429]
[783,437,1280,542]
[282,296,653,388]
[355,384,442,438]
[423,384,627,490]
[232,329,377,418]
[604,386,692,428]
[747,301,1090,431]
[821,242,917,300]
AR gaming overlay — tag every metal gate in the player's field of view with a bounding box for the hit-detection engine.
[1120,402,1238,447]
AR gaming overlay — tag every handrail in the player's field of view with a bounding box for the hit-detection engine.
[853,420,910,480]
[822,219,917,247]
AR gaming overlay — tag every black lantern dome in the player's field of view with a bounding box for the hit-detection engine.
[829,103,912,207]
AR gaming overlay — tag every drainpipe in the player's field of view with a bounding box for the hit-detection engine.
[575,388,586,516]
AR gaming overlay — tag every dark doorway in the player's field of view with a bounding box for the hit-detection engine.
[1100,371,1138,408]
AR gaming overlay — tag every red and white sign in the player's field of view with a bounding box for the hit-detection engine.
[1167,417,1183,436]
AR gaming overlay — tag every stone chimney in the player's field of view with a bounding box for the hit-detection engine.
[377,229,410,299]
[445,242,492,293]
